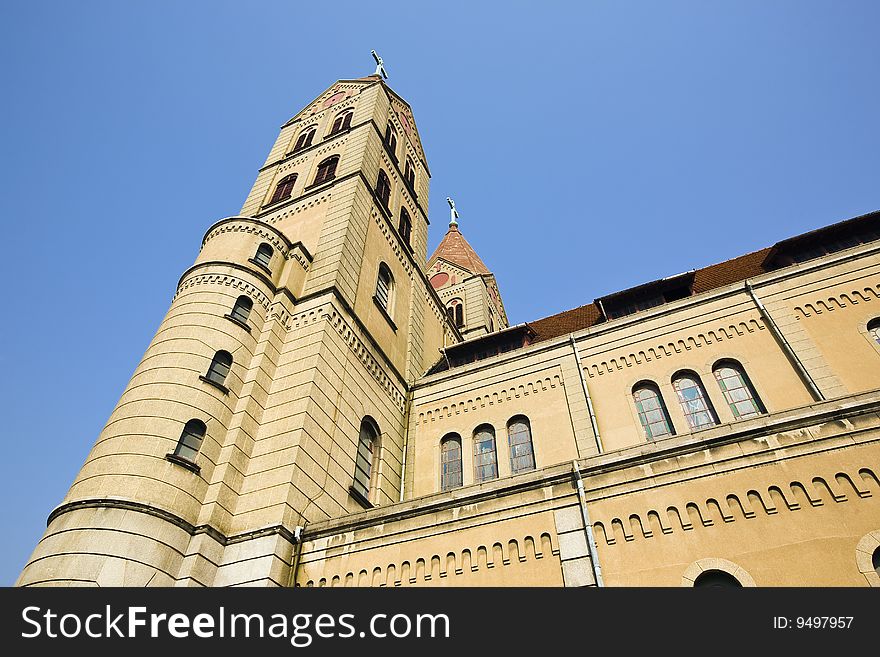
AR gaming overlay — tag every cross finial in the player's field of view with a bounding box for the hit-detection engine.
[446,197,459,228]
[371,50,388,79]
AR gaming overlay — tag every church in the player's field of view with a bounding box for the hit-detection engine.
[18,69,880,587]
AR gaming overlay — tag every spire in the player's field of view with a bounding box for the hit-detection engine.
[428,210,491,275]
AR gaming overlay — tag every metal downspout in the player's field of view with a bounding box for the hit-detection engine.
[572,461,604,587]
[570,335,603,453]
[744,280,824,401]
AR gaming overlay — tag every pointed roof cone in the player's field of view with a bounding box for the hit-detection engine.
[428,222,492,275]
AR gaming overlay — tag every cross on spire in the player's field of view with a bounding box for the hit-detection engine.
[371,50,388,79]
[447,197,459,228]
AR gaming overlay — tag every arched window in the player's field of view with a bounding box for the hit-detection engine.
[173,419,206,462]
[869,318,880,345]
[633,382,675,440]
[292,126,316,152]
[398,207,412,246]
[404,157,416,189]
[693,570,743,588]
[440,434,463,491]
[873,546,880,577]
[252,242,273,270]
[447,299,464,328]
[313,155,339,186]
[375,263,393,313]
[204,350,233,388]
[330,109,353,135]
[352,417,379,505]
[384,124,397,157]
[473,424,498,483]
[376,169,391,209]
[507,416,535,474]
[268,173,297,205]
[228,295,253,325]
[713,360,765,419]
[672,371,718,431]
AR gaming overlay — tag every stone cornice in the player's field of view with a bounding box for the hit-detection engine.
[46,498,298,548]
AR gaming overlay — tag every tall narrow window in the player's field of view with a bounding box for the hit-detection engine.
[473,425,498,483]
[672,372,718,431]
[292,126,316,152]
[404,157,416,189]
[713,360,765,419]
[384,124,397,157]
[313,155,339,186]
[869,318,880,345]
[330,109,353,135]
[375,264,393,312]
[440,434,463,491]
[352,418,379,505]
[507,416,535,474]
[204,350,232,388]
[228,295,253,325]
[268,173,297,205]
[633,383,675,440]
[447,300,464,328]
[398,207,412,246]
[173,419,206,462]
[252,242,273,270]
[376,169,391,209]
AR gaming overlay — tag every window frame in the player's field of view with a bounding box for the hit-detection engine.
[201,350,233,394]
[225,295,253,331]
[312,155,339,187]
[351,417,380,507]
[632,381,675,441]
[376,169,391,210]
[472,424,498,483]
[712,359,765,419]
[292,126,316,152]
[267,173,297,206]
[507,415,536,474]
[250,242,274,272]
[440,433,463,491]
[330,109,353,135]
[671,371,718,431]
[398,207,412,247]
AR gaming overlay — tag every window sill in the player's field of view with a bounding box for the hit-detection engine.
[349,486,373,509]
[372,295,397,331]
[304,176,335,191]
[224,314,252,333]
[247,257,273,276]
[260,196,292,211]
[165,453,201,474]
[199,375,229,395]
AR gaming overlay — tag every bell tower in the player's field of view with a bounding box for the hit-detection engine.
[427,202,509,339]
[18,71,458,587]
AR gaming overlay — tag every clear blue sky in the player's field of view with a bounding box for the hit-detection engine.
[1,1,877,585]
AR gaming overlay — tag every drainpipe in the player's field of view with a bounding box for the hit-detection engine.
[744,280,824,402]
[399,387,413,503]
[572,461,604,587]
[287,524,306,588]
[569,335,603,453]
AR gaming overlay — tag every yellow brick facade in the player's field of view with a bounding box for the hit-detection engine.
[17,76,880,588]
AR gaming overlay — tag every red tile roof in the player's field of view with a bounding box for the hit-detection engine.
[528,247,772,344]
[428,225,492,275]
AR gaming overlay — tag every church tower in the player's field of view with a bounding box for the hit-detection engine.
[427,206,508,338]
[18,72,459,587]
